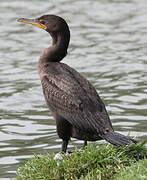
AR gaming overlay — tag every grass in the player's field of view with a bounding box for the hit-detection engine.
[16,142,147,180]
[115,159,147,180]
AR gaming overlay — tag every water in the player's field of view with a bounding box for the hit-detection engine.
[0,0,147,179]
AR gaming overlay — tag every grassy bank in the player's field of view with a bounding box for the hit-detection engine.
[16,142,147,180]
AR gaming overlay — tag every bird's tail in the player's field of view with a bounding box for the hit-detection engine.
[102,131,137,146]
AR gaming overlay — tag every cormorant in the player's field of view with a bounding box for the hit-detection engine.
[17,15,136,152]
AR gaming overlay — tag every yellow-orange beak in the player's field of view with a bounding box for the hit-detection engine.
[17,18,46,30]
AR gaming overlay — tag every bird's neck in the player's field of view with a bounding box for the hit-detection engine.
[39,31,70,63]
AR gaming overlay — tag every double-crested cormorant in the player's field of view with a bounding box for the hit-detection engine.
[17,15,136,152]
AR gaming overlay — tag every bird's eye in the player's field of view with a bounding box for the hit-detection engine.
[39,20,45,24]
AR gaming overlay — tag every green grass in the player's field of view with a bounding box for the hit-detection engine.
[16,142,147,180]
[115,159,147,180]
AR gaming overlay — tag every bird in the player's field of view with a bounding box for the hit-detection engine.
[17,15,136,152]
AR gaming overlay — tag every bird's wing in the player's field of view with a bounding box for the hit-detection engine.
[41,62,113,135]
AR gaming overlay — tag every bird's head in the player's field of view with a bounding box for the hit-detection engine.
[17,14,70,61]
[17,14,69,34]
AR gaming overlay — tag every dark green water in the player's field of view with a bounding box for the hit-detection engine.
[0,0,147,179]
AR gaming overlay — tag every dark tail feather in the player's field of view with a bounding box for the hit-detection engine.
[103,131,137,146]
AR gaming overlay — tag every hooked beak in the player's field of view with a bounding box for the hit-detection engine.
[17,18,46,30]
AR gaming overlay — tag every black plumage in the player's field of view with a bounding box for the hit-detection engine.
[18,15,136,152]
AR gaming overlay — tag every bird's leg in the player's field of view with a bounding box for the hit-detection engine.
[62,140,68,153]
[54,114,71,153]
[83,140,87,147]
